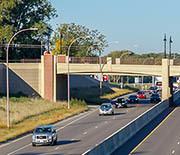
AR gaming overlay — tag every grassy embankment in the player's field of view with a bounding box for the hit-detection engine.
[0,86,136,143]
[71,85,137,104]
[0,96,87,143]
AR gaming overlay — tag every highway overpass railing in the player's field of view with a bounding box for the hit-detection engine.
[2,57,180,65]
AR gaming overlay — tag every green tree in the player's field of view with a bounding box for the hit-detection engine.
[51,23,108,57]
[0,0,57,60]
[106,50,133,58]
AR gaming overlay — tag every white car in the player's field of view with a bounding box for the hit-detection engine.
[99,103,114,116]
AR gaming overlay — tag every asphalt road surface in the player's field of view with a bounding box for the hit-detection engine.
[113,105,180,155]
[0,98,155,155]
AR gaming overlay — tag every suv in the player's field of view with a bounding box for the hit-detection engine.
[114,98,128,108]
[32,125,57,146]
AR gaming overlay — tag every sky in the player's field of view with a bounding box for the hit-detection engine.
[50,0,180,56]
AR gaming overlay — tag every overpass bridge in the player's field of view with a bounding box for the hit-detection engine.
[0,55,180,102]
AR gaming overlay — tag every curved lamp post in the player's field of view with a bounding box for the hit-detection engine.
[120,51,131,88]
[67,36,90,109]
[6,28,38,128]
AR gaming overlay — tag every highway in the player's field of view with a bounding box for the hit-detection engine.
[0,97,154,155]
[113,105,180,155]
[129,106,180,155]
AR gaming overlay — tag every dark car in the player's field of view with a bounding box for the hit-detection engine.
[114,97,128,108]
[149,86,158,94]
[150,93,161,103]
[127,95,139,103]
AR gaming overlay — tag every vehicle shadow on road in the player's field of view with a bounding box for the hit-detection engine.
[56,140,81,146]
[113,112,126,116]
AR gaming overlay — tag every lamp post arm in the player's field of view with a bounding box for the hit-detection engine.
[6,28,38,128]
[67,36,87,109]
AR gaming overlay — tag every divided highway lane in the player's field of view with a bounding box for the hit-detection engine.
[129,106,180,155]
[1,100,154,155]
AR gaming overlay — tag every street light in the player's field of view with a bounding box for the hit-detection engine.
[67,36,90,109]
[163,33,167,58]
[6,28,38,128]
[120,51,131,59]
[169,36,173,59]
[120,51,131,88]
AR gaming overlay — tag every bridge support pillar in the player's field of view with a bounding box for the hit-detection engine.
[162,59,171,103]
[42,55,56,102]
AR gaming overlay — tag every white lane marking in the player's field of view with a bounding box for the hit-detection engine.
[55,146,59,150]
[95,126,98,129]
[82,149,91,155]
[6,143,31,155]
[56,109,98,132]
[172,150,175,154]
[0,134,32,149]
[105,121,108,124]
[83,132,87,135]
[178,142,180,145]
[5,108,98,155]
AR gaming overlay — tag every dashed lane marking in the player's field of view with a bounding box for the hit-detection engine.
[129,108,177,155]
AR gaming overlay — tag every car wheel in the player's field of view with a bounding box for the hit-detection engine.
[54,139,57,145]
[99,114,101,116]
[32,143,36,147]
[51,141,54,146]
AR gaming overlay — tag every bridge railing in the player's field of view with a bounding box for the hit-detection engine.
[173,59,180,65]
[120,58,162,65]
[58,56,162,65]
[0,59,41,63]
[3,56,180,65]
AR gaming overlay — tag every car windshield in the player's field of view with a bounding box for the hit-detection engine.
[129,95,137,99]
[100,104,111,110]
[117,98,125,102]
[137,91,144,94]
[35,127,52,133]
[152,94,159,97]
[149,86,158,90]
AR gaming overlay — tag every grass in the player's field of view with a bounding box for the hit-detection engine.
[71,85,137,104]
[0,85,136,143]
[0,97,87,143]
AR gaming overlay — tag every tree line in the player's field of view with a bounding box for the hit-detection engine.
[0,0,179,60]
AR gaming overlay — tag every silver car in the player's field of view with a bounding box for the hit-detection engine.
[32,125,57,146]
[99,103,114,116]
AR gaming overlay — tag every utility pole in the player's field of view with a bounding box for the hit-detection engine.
[163,33,167,58]
[60,32,63,54]
[169,36,173,59]
[47,29,50,53]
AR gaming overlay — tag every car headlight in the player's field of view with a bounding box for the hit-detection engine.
[32,135,36,139]
[47,135,52,139]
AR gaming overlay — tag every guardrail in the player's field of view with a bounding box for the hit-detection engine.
[84,91,180,155]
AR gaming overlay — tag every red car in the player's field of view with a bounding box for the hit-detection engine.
[137,91,146,99]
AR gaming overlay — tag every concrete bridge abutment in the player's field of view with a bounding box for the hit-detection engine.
[161,59,174,105]
[42,55,67,102]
